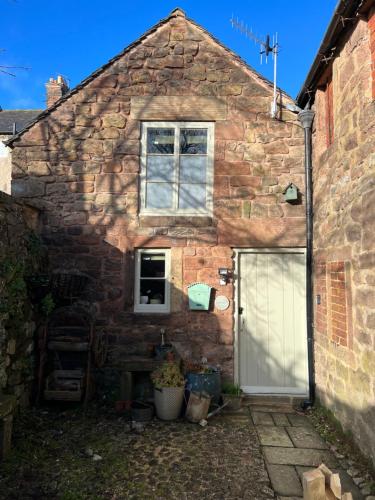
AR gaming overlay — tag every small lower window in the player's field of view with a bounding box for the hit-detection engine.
[134,249,170,313]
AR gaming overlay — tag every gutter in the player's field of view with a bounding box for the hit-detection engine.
[296,0,368,107]
[298,109,315,408]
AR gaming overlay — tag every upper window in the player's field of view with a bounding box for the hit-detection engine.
[140,122,214,215]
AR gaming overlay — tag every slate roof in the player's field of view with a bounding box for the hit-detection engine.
[0,109,43,135]
[6,8,292,147]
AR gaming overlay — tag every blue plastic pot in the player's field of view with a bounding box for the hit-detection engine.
[185,368,221,404]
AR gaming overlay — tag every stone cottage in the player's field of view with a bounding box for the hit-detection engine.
[6,8,308,395]
[297,0,375,463]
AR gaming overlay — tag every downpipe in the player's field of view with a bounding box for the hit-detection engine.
[298,109,315,410]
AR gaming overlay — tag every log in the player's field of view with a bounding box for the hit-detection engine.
[330,473,341,498]
[303,469,326,500]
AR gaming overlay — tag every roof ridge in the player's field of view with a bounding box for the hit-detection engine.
[7,9,292,146]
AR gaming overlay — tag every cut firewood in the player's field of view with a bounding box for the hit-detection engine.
[318,463,333,485]
[330,473,341,498]
[303,468,326,500]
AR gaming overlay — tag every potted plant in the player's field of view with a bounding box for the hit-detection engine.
[184,359,221,404]
[221,382,243,411]
[151,362,185,421]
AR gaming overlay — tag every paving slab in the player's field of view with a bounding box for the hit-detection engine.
[287,414,311,427]
[277,497,302,500]
[257,425,294,447]
[296,467,364,500]
[272,413,290,426]
[251,411,274,425]
[286,426,328,450]
[248,404,295,413]
[266,464,303,497]
[263,446,338,468]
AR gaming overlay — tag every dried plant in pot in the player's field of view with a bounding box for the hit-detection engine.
[221,382,243,411]
[151,362,185,421]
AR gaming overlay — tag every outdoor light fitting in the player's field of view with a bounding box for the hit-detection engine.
[218,268,230,285]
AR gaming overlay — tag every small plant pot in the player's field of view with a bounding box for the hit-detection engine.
[154,387,184,421]
[221,393,243,411]
[131,401,154,422]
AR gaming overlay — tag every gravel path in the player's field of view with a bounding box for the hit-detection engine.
[0,407,274,499]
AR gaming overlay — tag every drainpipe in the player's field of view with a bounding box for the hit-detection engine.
[298,108,315,409]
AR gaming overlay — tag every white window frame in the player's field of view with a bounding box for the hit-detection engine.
[134,248,171,314]
[140,121,214,216]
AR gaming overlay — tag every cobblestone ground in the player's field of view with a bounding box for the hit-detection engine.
[0,406,274,500]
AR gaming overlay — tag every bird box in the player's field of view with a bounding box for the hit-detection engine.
[187,283,212,311]
[283,183,299,202]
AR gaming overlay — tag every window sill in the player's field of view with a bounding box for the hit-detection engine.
[140,215,213,227]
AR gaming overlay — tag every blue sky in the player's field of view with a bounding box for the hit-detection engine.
[0,0,337,110]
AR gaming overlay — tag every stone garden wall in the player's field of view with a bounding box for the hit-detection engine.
[0,192,40,406]
[312,15,375,463]
[9,10,305,378]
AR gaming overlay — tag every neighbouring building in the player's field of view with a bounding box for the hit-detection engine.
[297,0,375,463]
[0,109,42,193]
[6,9,309,397]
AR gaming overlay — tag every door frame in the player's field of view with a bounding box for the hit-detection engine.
[233,247,308,393]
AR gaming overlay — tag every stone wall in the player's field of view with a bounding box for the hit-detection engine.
[0,192,40,406]
[312,15,375,463]
[0,135,11,194]
[9,10,305,378]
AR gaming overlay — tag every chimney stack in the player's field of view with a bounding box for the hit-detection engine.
[45,75,69,107]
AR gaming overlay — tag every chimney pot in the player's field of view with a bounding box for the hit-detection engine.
[45,75,69,108]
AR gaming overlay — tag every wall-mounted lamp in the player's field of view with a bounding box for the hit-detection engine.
[218,268,231,285]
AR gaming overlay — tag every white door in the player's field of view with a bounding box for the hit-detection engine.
[238,250,308,395]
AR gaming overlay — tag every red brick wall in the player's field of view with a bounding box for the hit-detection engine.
[328,261,348,347]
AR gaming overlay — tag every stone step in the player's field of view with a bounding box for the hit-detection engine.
[243,395,305,411]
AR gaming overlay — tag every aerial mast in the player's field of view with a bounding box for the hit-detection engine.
[230,16,279,119]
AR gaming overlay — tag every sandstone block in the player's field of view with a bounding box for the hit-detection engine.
[12,179,45,198]
[27,161,51,176]
[217,84,242,95]
[69,182,94,193]
[102,114,127,128]
[165,55,184,67]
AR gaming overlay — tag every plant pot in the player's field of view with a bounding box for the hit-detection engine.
[154,387,184,421]
[221,393,243,411]
[131,401,154,422]
[186,368,221,404]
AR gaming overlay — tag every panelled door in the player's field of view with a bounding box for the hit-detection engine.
[238,250,308,395]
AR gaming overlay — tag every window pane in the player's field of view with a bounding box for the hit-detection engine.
[146,183,173,209]
[180,156,207,183]
[180,129,207,154]
[141,253,165,278]
[179,183,206,209]
[139,279,165,305]
[147,156,175,182]
[147,128,174,154]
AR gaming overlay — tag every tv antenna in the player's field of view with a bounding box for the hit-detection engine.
[230,16,279,118]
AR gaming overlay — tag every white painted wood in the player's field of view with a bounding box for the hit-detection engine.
[134,249,171,314]
[238,250,308,395]
[140,122,214,216]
